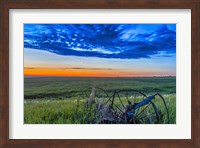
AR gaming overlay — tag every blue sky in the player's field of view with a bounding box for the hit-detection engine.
[24,24,176,77]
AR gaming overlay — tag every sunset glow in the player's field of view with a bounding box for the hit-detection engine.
[25,67,171,77]
[24,24,176,77]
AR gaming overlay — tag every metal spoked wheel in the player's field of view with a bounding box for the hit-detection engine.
[76,87,169,124]
[111,90,162,124]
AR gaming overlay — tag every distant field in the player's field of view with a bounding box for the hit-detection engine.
[24,77,176,124]
[24,77,176,99]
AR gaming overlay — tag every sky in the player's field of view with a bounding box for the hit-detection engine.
[24,24,176,77]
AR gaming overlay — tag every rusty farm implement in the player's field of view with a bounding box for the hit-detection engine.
[74,87,169,124]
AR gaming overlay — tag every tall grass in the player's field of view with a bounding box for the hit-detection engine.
[24,77,176,124]
[24,94,176,124]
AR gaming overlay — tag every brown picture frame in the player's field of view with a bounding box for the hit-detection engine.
[0,0,200,147]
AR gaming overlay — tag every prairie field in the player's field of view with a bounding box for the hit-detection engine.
[24,76,176,124]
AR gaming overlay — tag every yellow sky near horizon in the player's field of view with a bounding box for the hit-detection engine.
[24,67,174,77]
[24,48,176,77]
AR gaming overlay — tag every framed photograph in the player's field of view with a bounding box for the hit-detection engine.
[23,23,176,125]
[0,0,200,147]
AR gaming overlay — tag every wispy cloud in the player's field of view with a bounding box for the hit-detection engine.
[24,24,176,59]
[25,67,113,70]
[69,67,112,70]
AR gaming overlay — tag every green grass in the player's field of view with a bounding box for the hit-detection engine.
[24,77,176,124]
[24,77,176,99]
[24,99,101,124]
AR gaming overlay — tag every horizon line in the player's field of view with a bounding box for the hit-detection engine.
[24,75,176,78]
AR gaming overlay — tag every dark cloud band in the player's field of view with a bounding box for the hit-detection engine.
[24,24,176,59]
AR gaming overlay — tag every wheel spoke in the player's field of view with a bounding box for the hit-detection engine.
[136,103,151,117]
[116,93,125,108]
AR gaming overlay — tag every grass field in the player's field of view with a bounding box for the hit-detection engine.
[24,76,176,124]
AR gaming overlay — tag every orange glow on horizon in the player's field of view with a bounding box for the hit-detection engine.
[25,68,113,77]
[24,68,162,77]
